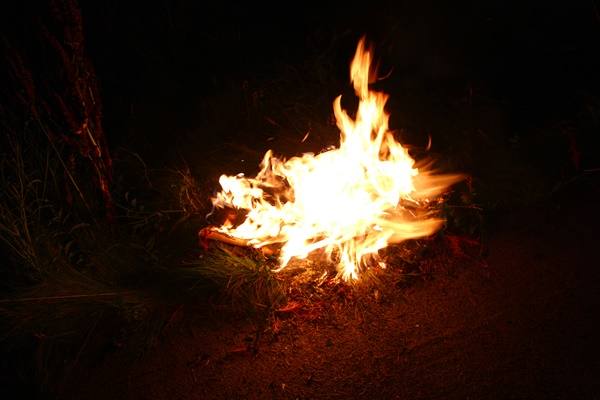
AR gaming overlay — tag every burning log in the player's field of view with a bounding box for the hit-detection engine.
[199,227,275,256]
[199,226,250,247]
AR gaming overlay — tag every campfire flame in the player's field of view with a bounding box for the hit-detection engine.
[210,38,462,280]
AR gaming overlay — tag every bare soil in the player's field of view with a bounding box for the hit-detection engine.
[67,196,600,400]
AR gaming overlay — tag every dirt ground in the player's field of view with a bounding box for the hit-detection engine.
[64,189,600,400]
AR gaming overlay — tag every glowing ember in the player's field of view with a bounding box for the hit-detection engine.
[210,38,462,280]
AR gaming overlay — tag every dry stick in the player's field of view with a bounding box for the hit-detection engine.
[199,227,276,256]
[200,227,251,247]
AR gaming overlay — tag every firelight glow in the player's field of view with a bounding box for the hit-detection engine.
[211,38,461,280]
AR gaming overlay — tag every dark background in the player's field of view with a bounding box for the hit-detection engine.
[4,1,600,177]
[82,2,600,149]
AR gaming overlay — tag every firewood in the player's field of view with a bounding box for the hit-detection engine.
[199,227,250,247]
[199,227,276,256]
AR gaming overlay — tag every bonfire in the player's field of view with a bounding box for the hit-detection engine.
[202,38,462,280]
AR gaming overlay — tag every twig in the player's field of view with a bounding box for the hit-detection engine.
[199,226,276,255]
[199,227,251,247]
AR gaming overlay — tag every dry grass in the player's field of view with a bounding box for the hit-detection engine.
[182,245,286,314]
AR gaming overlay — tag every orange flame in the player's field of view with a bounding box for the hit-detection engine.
[211,38,462,280]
